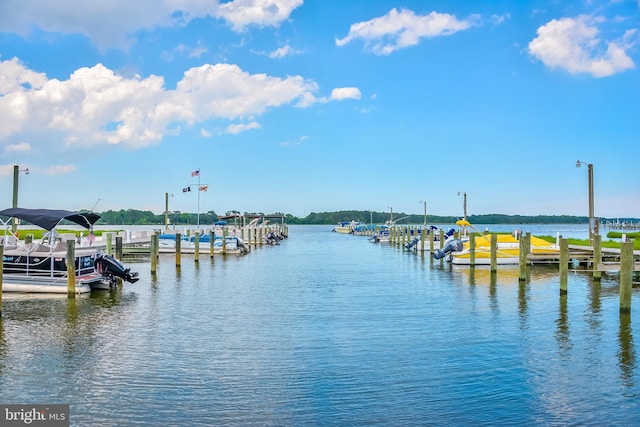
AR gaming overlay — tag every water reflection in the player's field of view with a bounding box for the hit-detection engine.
[555,294,572,352]
[619,313,636,388]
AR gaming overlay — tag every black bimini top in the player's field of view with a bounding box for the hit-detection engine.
[0,208,101,231]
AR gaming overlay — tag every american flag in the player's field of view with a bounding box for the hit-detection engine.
[191,170,200,177]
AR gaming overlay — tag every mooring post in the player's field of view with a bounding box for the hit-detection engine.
[209,230,215,258]
[439,228,445,265]
[620,241,633,314]
[429,229,434,254]
[194,232,200,263]
[67,239,76,299]
[222,228,228,255]
[469,233,476,267]
[106,232,112,255]
[150,232,158,274]
[175,233,181,267]
[259,226,263,246]
[490,233,498,273]
[593,234,602,280]
[560,238,568,295]
[420,226,425,252]
[518,233,530,281]
[116,236,123,260]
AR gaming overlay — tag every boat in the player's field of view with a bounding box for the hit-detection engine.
[369,225,390,243]
[332,220,365,234]
[0,208,139,293]
[157,233,249,254]
[433,230,560,265]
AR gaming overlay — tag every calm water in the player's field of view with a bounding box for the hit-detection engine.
[0,224,638,426]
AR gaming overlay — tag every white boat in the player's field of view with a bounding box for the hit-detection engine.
[332,220,365,234]
[0,208,139,293]
[157,233,249,254]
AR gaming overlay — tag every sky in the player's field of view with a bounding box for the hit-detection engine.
[0,0,638,220]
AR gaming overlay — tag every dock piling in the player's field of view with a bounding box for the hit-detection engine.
[620,241,633,314]
[67,240,76,299]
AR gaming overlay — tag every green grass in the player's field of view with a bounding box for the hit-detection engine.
[10,229,123,239]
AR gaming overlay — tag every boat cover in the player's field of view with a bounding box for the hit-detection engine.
[0,208,101,231]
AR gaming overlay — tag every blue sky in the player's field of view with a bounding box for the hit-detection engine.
[0,0,638,219]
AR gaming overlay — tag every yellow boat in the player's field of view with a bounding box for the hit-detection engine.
[450,233,560,265]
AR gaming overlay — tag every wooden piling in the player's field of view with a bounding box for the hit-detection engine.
[116,236,123,260]
[439,229,445,265]
[150,232,158,274]
[469,234,475,267]
[429,229,434,255]
[593,234,602,280]
[67,239,76,299]
[490,233,497,273]
[518,233,530,282]
[209,231,215,258]
[620,241,633,314]
[560,238,568,295]
[222,228,227,255]
[106,232,112,255]
[194,232,200,263]
[175,233,181,267]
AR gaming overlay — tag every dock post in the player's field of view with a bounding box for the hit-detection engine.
[429,230,434,255]
[175,233,181,267]
[67,240,76,299]
[106,232,112,255]
[150,232,158,274]
[194,232,200,263]
[209,231,215,258]
[253,226,258,248]
[469,234,476,267]
[116,236,123,260]
[439,229,445,265]
[259,227,263,246]
[593,234,602,281]
[620,241,633,314]
[420,226,425,252]
[560,238,568,295]
[518,232,530,281]
[222,228,227,255]
[490,233,497,273]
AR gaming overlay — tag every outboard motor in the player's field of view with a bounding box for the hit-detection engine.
[432,239,464,260]
[404,237,420,251]
[94,252,139,285]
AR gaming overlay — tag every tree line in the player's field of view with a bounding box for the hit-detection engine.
[87,209,597,226]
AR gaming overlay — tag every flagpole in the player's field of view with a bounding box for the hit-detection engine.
[197,169,201,229]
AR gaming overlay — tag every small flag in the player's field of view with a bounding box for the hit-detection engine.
[191,170,200,177]
[182,187,191,192]
[199,185,208,192]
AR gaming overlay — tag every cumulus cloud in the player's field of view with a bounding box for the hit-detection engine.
[226,122,261,134]
[268,44,303,58]
[336,8,481,55]
[330,87,361,101]
[528,15,636,77]
[0,58,356,153]
[0,0,303,50]
[3,141,32,155]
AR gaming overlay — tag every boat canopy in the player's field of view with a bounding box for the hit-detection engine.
[0,208,101,231]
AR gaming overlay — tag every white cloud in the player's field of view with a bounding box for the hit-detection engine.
[0,0,303,50]
[330,87,361,101]
[43,165,77,175]
[0,58,327,151]
[226,122,261,134]
[336,8,481,55]
[3,141,32,155]
[268,44,303,58]
[528,15,635,77]
[200,128,212,137]
[218,0,303,32]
